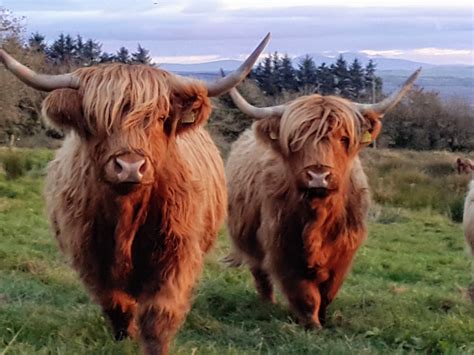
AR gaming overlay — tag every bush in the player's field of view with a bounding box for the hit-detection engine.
[0,148,53,180]
[448,198,464,223]
[2,151,26,179]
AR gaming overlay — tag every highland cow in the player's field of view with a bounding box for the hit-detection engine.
[223,69,421,328]
[458,157,474,253]
[0,34,269,354]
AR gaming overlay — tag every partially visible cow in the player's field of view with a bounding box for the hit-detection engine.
[0,34,270,354]
[456,157,474,252]
[457,157,474,175]
[457,157,474,301]
[222,69,421,328]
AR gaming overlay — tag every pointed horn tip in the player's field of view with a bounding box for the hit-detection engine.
[406,67,422,85]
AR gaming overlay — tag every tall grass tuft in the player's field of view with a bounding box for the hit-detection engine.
[0,148,54,180]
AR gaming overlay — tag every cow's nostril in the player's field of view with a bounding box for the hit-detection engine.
[113,156,147,184]
[138,160,147,174]
[114,159,123,174]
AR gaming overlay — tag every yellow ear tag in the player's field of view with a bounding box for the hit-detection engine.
[182,112,196,124]
[269,131,278,140]
[361,130,372,144]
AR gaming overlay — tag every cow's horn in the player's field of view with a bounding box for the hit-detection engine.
[356,68,421,116]
[221,70,286,119]
[206,33,271,97]
[0,49,80,91]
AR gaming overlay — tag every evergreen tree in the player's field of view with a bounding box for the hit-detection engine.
[82,39,102,66]
[99,52,115,63]
[131,44,151,64]
[116,47,130,64]
[73,34,85,64]
[364,59,383,102]
[331,55,352,98]
[296,55,318,92]
[28,32,46,53]
[315,62,334,95]
[279,53,297,92]
[253,55,277,95]
[348,58,365,100]
[271,51,282,93]
[63,34,75,65]
[48,33,68,64]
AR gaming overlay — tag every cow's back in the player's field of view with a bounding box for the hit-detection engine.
[44,134,97,259]
[225,127,273,265]
[177,128,227,251]
[464,181,474,254]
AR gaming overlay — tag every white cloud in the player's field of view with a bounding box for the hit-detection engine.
[413,48,472,56]
[153,55,223,64]
[361,49,405,57]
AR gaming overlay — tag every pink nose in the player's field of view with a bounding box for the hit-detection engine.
[306,170,331,189]
[114,155,147,183]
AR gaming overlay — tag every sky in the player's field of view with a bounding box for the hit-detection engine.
[1,0,473,65]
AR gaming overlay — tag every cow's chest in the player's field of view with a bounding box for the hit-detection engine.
[91,213,168,295]
[303,226,362,283]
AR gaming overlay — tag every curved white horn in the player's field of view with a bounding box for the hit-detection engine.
[0,48,80,91]
[206,33,271,97]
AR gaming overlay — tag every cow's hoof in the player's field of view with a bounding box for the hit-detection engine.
[114,329,129,341]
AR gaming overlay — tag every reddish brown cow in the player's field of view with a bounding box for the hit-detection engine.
[223,69,421,328]
[0,34,269,354]
[457,157,474,175]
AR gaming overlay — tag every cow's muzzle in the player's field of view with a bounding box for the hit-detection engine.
[104,152,153,188]
[299,165,336,199]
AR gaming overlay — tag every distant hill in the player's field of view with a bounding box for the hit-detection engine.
[159,54,473,104]
[157,60,242,73]
[294,52,436,71]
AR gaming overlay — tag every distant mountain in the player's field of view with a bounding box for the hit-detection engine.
[157,60,241,73]
[295,52,437,71]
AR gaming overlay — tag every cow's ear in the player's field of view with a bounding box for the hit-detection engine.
[42,89,88,136]
[166,86,212,136]
[254,116,282,153]
[359,111,382,147]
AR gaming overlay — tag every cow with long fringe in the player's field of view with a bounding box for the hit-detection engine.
[222,69,421,328]
[0,34,270,354]
[457,157,474,301]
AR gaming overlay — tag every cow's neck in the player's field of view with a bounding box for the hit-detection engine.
[94,185,154,285]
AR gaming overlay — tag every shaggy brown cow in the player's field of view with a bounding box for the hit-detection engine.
[0,34,269,354]
[223,69,421,328]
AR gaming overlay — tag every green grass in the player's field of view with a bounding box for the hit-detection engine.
[0,148,473,354]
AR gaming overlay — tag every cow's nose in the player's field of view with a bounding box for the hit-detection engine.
[306,170,331,189]
[114,155,147,183]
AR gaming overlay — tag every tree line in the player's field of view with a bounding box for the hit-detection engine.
[251,52,383,101]
[29,32,152,67]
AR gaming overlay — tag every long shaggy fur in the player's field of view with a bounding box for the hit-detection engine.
[465,180,474,254]
[226,94,374,328]
[42,64,226,354]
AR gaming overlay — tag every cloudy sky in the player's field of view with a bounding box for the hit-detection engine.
[2,0,473,65]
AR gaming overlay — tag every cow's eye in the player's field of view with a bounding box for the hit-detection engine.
[341,136,350,150]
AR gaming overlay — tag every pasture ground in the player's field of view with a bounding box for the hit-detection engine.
[0,148,473,354]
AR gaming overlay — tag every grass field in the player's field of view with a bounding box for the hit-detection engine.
[0,148,473,354]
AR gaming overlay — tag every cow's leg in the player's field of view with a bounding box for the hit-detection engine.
[250,266,275,303]
[137,242,203,355]
[98,290,138,340]
[137,298,189,355]
[318,253,355,326]
[281,277,322,329]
